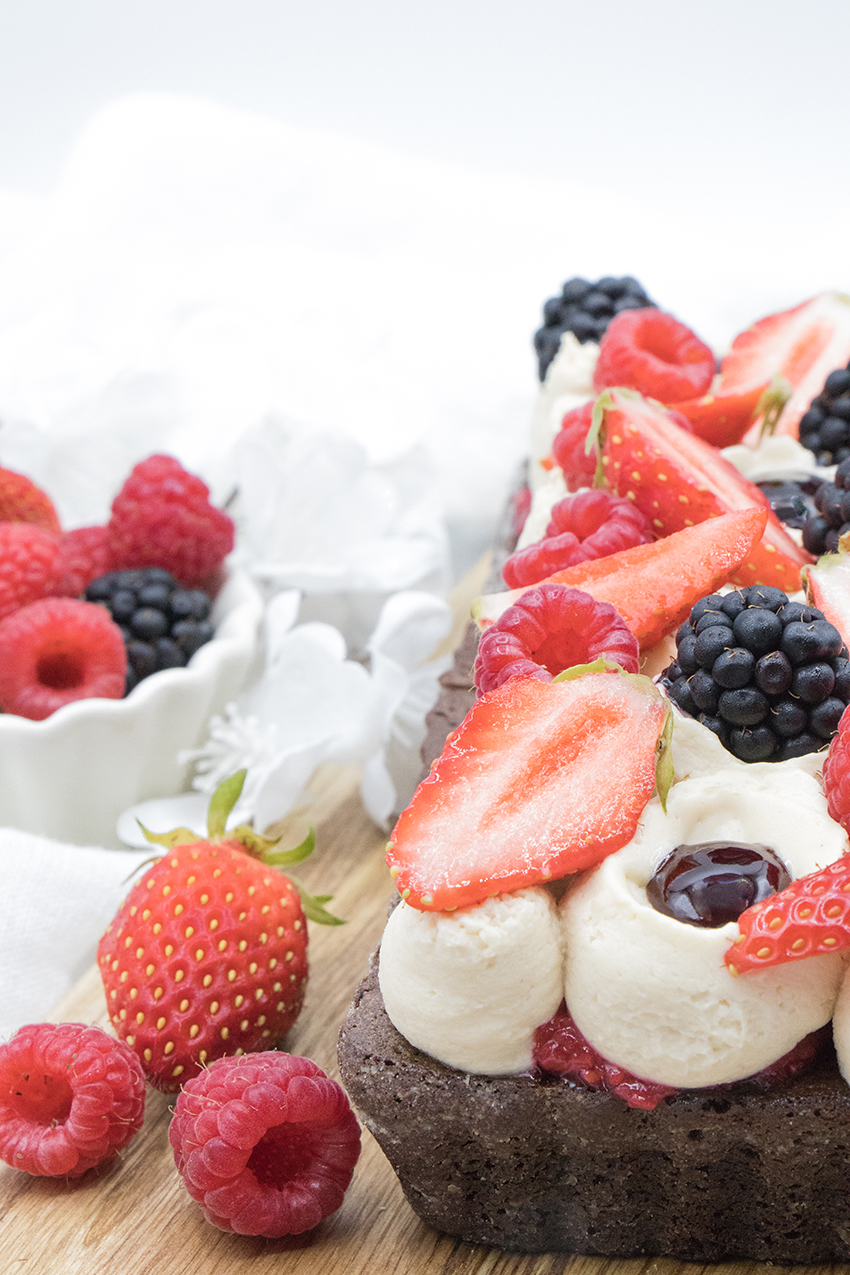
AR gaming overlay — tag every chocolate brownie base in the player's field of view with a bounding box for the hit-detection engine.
[339,954,850,1262]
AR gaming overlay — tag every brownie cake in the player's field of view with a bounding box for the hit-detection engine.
[338,290,850,1260]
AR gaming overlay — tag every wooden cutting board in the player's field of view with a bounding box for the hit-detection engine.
[0,555,840,1275]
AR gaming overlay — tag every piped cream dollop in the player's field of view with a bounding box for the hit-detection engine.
[378,887,563,1074]
[560,758,849,1087]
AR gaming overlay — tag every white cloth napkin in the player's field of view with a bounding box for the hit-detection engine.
[0,829,152,1041]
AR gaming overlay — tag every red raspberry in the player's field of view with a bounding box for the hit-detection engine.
[534,1002,675,1110]
[552,401,597,491]
[169,1051,361,1237]
[473,583,640,695]
[502,490,651,588]
[0,522,62,621]
[0,597,127,719]
[823,704,850,833]
[107,454,235,589]
[51,525,112,597]
[0,466,61,533]
[0,1022,145,1176]
[593,309,716,403]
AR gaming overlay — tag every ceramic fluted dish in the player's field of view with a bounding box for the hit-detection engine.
[0,566,263,848]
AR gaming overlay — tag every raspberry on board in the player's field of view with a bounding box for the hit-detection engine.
[0,597,127,720]
[593,309,715,403]
[551,401,597,491]
[0,522,62,621]
[0,1022,145,1177]
[474,583,639,695]
[106,453,235,590]
[169,1051,361,1237]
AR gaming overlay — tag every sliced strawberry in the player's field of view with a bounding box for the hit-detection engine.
[387,669,669,912]
[474,506,768,648]
[669,380,787,449]
[805,551,850,645]
[599,388,812,591]
[720,293,850,440]
[725,854,850,976]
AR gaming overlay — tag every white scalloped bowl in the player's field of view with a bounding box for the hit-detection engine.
[0,565,263,847]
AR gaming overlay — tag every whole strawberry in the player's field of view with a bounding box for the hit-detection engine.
[98,772,341,1092]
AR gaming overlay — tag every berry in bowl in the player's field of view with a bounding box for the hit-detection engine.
[0,455,262,847]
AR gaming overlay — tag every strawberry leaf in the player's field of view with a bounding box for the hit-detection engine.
[138,822,200,849]
[207,770,247,838]
[287,873,345,925]
[264,826,316,868]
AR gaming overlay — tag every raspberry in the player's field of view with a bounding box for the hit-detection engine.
[0,1023,145,1177]
[0,466,60,533]
[534,1003,675,1110]
[106,454,235,589]
[473,583,640,695]
[169,1051,361,1237]
[502,490,651,589]
[551,401,597,491]
[593,309,716,403]
[823,704,850,832]
[0,597,127,719]
[0,522,62,621]
[50,525,112,598]
[660,586,850,762]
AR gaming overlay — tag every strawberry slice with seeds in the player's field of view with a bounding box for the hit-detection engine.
[669,379,788,449]
[387,668,670,913]
[725,855,850,976]
[720,292,850,440]
[805,551,850,646]
[475,506,768,648]
[598,388,812,591]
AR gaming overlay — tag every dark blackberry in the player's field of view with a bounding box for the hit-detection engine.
[658,585,850,762]
[799,359,850,465]
[84,568,215,695]
[756,477,821,530]
[801,458,850,556]
[533,275,657,380]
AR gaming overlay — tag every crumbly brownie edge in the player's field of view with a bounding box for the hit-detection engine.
[338,956,850,1262]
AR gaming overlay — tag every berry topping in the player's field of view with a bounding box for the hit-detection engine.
[597,387,813,591]
[0,1022,145,1177]
[169,1051,360,1237]
[533,275,656,380]
[476,506,769,650]
[823,705,850,833]
[98,772,339,1091]
[474,584,639,695]
[758,477,821,533]
[725,854,850,975]
[671,380,788,449]
[593,310,715,403]
[660,586,850,762]
[502,491,651,589]
[85,567,215,694]
[387,668,670,912]
[0,597,127,719]
[106,454,235,589]
[552,401,597,491]
[719,292,850,440]
[50,525,112,598]
[0,522,62,621]
[800,460,850,557]
[646,842,791,928]
[533,1002,675,1110]
[797,362,850,465]
[0,466,61,533]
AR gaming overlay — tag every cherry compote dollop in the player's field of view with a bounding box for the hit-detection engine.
[646,841,791,928]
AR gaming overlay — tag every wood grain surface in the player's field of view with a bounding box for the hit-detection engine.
[0,558,843,1275]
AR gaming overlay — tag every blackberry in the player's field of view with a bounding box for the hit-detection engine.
[756,477,822,531]
[85,567,215,695]
[533,275,656,381]
[798,363,850,465]
[659,585,850,763]
[800,458,850,556]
